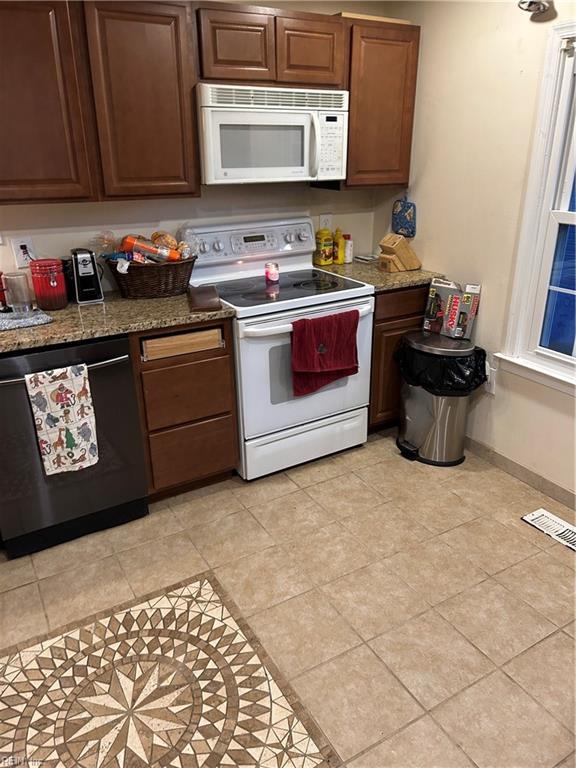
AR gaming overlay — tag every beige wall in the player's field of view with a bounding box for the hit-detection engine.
[0,185,380,290]
[379,0,575,492]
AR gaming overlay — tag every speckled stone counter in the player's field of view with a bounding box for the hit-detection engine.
[325,262,443,292]
[0,294,235,355]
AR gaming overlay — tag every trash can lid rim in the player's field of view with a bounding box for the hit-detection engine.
[403,331,476,356]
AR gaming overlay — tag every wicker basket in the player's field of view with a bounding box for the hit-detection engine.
[111,257,197,299]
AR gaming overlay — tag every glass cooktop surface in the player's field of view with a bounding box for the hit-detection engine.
[214,269,363,307]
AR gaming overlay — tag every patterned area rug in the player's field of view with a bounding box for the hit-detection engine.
[0,575,339,767]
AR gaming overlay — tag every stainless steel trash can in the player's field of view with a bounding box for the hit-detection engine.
[396,332,482,466]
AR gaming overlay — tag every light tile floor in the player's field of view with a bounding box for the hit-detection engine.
[0,432,574,767]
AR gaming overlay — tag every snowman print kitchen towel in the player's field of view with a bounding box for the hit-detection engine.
[25,365,99,475]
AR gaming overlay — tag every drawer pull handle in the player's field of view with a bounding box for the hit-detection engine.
[141,329,224,361]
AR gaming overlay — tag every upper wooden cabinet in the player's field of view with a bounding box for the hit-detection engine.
[197,6,345,87]
[84,1,199,197]
[275,17,344,85]
[347,24,419,186]
[0,2,94,202]
[198,8,276,81]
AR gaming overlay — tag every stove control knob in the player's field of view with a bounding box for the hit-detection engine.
[284,232,296,243]
[213,240,224,252]
[199,240,209,254]
[297,230,310,241]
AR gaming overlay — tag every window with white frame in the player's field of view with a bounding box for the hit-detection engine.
[501,22,575,392]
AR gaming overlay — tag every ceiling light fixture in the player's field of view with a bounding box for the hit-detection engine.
[518,0,550,14]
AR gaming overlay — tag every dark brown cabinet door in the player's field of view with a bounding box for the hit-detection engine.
[149,414,237,490]
[84,1,199,197]
[0,2,94,202]
[276,17,344,86]
[347,24,419,186]
[370,315,423,427]
[199,8,275,81]
[142,356,233,432]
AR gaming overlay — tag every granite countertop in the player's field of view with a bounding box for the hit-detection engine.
[0,294,235,355]
[325,262,442,291]
[0,264,441,355]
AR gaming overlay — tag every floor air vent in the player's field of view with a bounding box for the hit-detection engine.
[522,508,576,551]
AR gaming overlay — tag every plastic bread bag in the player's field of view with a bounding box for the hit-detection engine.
[176,223,200,258]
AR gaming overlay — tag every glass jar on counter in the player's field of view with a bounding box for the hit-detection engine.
[2,272,35,313]
[30,259,68,310]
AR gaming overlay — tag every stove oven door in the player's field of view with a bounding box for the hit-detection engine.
[235,297,374,440]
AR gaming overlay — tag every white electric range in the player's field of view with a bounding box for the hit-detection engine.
[182,217,375,479]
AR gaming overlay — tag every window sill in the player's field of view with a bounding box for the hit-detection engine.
[495,353,575,396]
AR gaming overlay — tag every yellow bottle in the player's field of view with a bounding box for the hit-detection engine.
[333,227,345,265]
[314,227,334,267]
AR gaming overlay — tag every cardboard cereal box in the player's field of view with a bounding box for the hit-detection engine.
[423,278,481,339]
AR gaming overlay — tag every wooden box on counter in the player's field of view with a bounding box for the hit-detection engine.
[129,318,238,496]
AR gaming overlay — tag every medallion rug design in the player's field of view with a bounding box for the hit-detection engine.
[0,575,338,768]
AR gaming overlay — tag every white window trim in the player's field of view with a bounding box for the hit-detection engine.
[499,21,576,397]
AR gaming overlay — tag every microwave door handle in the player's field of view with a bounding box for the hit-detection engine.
[310,113,321,178]
[240,305,372,338]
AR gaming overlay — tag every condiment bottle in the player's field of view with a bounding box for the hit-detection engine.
[343,234,354,263]
[333,227,345,265]
[314,227,334,267]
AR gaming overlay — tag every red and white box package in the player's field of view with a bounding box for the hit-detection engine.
[423,278,481,339]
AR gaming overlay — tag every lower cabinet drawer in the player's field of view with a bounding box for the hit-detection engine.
[142,356,233,431]
[375,286,429,321]
[149,414,237,490]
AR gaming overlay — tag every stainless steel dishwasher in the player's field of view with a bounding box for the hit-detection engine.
[0,336,148,557]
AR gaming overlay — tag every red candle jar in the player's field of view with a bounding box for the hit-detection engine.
[30,259,68,311]
[265,261,279,284]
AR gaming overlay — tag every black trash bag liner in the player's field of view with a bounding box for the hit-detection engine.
[394,340,487,397]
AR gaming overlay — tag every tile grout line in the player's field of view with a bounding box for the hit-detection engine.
[1,451,572,767]
[33,578,51,636]
[425,667,575,768]
[341,710,484,768]
[0,453,556,591]
[498,628,576,735]
[8,497,558,655]
[553,753,576,768]
[2,508,568,642]
[431,578,567,669]
[277,564,572,761]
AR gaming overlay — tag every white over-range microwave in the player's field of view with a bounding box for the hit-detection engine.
[197,83,349,185]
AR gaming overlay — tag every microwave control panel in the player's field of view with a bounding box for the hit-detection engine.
[318,112,348,179]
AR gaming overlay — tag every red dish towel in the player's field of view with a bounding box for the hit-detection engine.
[291,310,360,396]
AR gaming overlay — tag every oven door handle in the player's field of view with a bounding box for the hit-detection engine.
[239,305,373,338]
